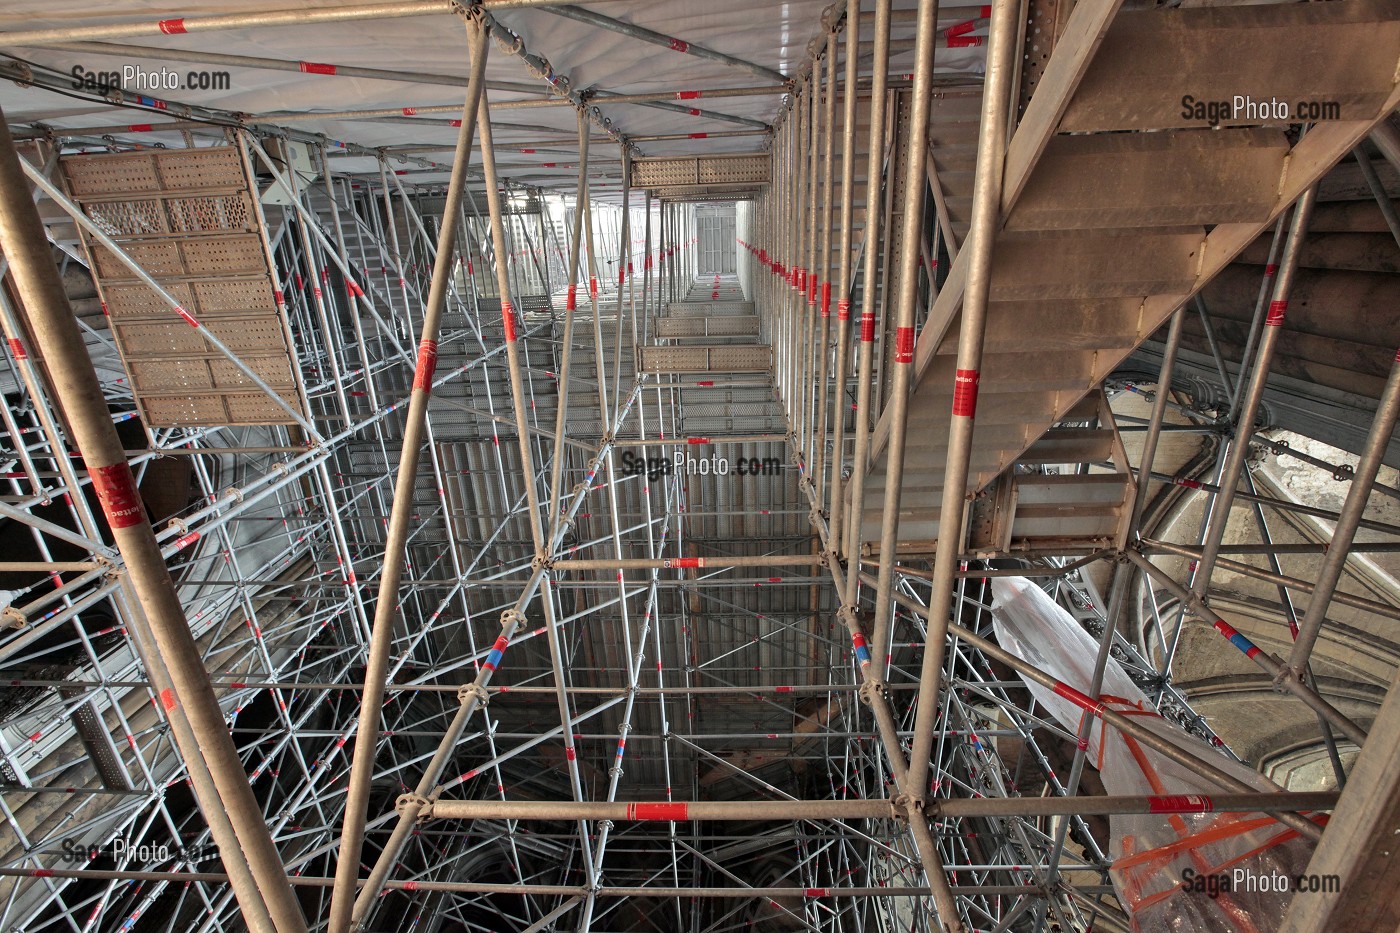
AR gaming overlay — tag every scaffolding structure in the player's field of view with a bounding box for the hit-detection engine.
[0,2,1397,933]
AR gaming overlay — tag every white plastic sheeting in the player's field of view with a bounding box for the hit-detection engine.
[0,1,989,192]
[990,577,1321,933]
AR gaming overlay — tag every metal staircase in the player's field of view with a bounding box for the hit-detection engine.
[858,0,1400,554]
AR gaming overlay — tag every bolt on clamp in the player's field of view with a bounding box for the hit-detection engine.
[458,683,490,707]
[857,680,885,708]
[531,553,554,571]
[396,793,433,822]
[500,608,526,629]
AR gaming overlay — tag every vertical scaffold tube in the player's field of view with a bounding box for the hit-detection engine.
[0,108,309,933]
[905,0,1019,799]
[328,18,489,933]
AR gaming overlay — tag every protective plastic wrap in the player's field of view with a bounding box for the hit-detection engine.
[990,577,1320,932]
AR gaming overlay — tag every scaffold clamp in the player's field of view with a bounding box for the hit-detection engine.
[396,793,433,823]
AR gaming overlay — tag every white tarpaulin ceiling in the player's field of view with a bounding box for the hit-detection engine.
[0,0,987,193]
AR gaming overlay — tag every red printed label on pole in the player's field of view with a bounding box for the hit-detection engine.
[160,688,178,711]
[860,313,875,343]
[174,531,200,551]
[894,326,914,363]
[566,283,577,311]
[90,463,145,529]
[628,802,688,820]
[951,368,979,417]
[686,437,710,444]
[300,61,337,75]
[174,306,199,328]
[590,277,598,299]
[502,301,518,342]
[7,337,25,360]
[665,557,704,569]
[1265,300,1287,326]
[402,107,417,116]
[677,90,701,100]
[668,38,690,53]
[805,888,830,898]
[1148,795,1213,814]
[412,339,438,392]
[821,282,831,318]
[158,18,187,34]
[837,299,849,322]
[128,124,153,133]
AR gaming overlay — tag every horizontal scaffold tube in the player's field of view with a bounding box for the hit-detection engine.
[425,792,1338,822]
[554,555,826,571]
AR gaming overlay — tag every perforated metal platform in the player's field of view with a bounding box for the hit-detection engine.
[61,147,304,427]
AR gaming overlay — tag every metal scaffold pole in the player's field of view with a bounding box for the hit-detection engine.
[328,17,490,932]
[0,109,309,933]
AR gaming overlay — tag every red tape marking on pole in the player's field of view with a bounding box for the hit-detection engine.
[677,90,701,100]
[412,339,439,392]
[628,802,688,820]
[7,337,26,360]
[566,283,577,311]
[90,463,145,529]
[299,61,337,75]
[157,18,187,34]
[686,437,709,444]
[860,313,875,343]
[821,282,831,318]
[128,124,153,133]
[502,300,518,342]
[805,888,830,898]
[160,688,178,711]
[894,326,914,364]
[668,39,690,53]
[1265,300,1288,326]
[174,306,199,328]
[1147,795,1213,814]
[952,368,979,417]
[1052,681,1104,716]
[402,107,417,116]
[666,557,704,568]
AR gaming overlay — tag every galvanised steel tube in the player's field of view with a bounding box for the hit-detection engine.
[547,109,591,540]
[546,5,787,82]
[0,109,309,933]
[554,555,825,570]
[1140,538,1400,624]
[0,1,601,46]
[868,0,951,675]
[865,570,1328,843]
[1127,308,1185,533]
[327,20,489,933]
[905,0,1018,802]
[1126,551,1366,748]
[813,34,839,499]
[840,0,892,609]
[1190,188,1317,597]
[476,88,548,552]
[827,0,860,544]
[1288,351,1400,670]
[427,791,1337,821]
